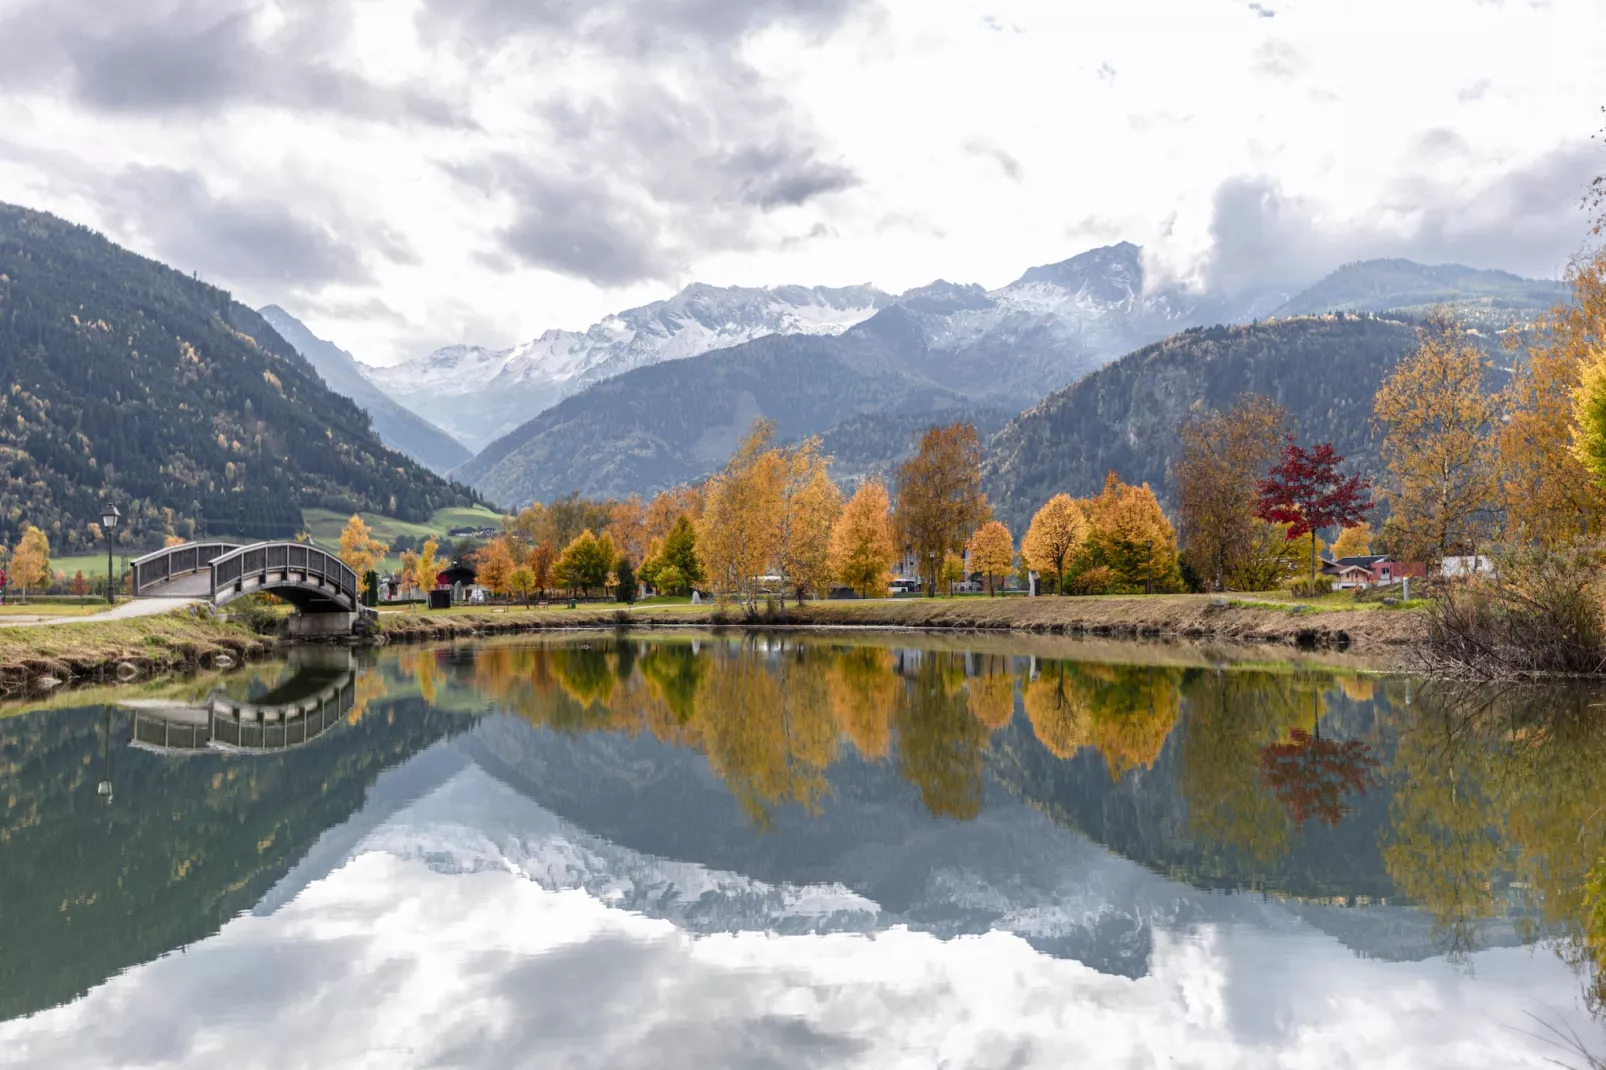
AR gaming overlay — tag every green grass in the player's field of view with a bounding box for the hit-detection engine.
[300,504,506,546]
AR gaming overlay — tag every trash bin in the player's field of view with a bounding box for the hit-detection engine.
[428,589,452,611]
[567,598,577,609]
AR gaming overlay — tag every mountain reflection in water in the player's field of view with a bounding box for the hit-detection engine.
[0,633,1602,1068]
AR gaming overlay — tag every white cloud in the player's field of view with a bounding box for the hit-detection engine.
[0,0,1601,365]
[0,851,1595,1069]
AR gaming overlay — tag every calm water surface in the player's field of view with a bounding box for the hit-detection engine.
[1,634,1603,1069]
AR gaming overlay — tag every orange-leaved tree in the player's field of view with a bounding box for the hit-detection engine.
[829,479,897,598]
[894,423,988,598]
[966,520,1014,596]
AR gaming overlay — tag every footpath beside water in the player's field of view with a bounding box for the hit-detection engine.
[0,594,1422,698]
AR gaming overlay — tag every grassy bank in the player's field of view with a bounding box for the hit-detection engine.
[0,609,271,696]
[377,593,1423,657]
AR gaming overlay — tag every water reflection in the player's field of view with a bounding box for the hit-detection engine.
[0,634,1603,1067]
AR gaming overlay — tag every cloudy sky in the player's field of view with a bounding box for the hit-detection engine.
[0,0,1601,366]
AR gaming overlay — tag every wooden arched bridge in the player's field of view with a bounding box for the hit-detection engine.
[131,541,364,635]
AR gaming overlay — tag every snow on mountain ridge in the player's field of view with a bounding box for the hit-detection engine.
[363,282,894,449]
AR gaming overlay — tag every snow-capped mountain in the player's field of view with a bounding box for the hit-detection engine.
[365,283,892,452]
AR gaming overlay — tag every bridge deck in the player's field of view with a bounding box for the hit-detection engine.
[138,573,214,598]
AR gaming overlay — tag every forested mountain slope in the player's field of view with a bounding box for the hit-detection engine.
[981,315,1463,531]
[454,330,967,506]
[0,204,477,549]
[258,305,471,476]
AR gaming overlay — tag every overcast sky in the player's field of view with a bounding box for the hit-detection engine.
[0,0,1602,366]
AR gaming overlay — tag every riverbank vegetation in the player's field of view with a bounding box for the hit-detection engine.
[0,609,267,695]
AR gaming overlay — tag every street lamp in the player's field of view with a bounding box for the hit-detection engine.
[101,503,121,605]
[927,549,937,598]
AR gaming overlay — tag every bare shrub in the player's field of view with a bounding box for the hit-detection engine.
[1420,541,1606,678]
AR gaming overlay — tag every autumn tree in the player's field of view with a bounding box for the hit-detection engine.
[1254,440,1373,583]
[698,419,787,609]
[829,479,897,597]
[408,538,440,610]
[776,438,842,604]
[615,556,638,603]
[1330,521,1372,559]
[641,515,703,596]
[939,551,966,595]
[475,536,517,599]
[645,484,704,542]
[1232,520,1308,591]
[1079,473,1184,593]
[508,565,536,604]
[69,570,89,597]
[163,534,187,548]
[9,525,49,603]
[555,530,614,599]
[337,514,387,599]
[1021,493,1087,595]
[1257,690,1380,830]
[605,495,650,566]
[1176,395,1287,591]
[1498,247,1606,542]
[894,423,988,598]
[966,520,1014,596]
[1372,310,1498,569]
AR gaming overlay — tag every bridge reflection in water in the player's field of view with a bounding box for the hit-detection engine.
[119,649,357,756]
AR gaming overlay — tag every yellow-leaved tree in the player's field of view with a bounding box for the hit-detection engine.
[777,438,843,604]
[410,539,440,610]
[828,479,897,597]
[1021,493,1087,595]
[698,419,787,609]
[1372,309,1499,570]
[1330,521,1372,559]
[163,534,187,548]
[10,525,50,603]
[1080,473,1184,593]
[965,520,1014,596]
[1500,247,1606,542]
[337,514,387,599]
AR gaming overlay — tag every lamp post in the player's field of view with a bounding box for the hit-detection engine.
[101,503,121,605]
[927,549,937,598]
[1145,539,1153,596]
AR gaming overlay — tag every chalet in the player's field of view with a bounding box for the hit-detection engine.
[1319,555,1426,589]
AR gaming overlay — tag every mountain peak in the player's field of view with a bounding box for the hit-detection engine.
[1006,242,1145,298]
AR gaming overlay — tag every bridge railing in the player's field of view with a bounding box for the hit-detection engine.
[209,542,359,606]
[130,542,241,597]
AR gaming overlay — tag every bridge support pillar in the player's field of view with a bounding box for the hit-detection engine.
[286,612,359,639]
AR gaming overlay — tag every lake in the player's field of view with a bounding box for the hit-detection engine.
[1,633,1603,1069]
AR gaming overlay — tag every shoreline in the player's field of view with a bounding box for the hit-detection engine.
[0,595,1421,698]
[376,595,1422,660]
[0,609,272,697]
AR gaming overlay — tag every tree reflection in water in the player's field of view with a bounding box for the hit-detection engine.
[411,635,1606,1017]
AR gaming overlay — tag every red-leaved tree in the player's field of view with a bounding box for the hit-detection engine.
[1259,729,1380,830]
[1254,439,1373,582]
